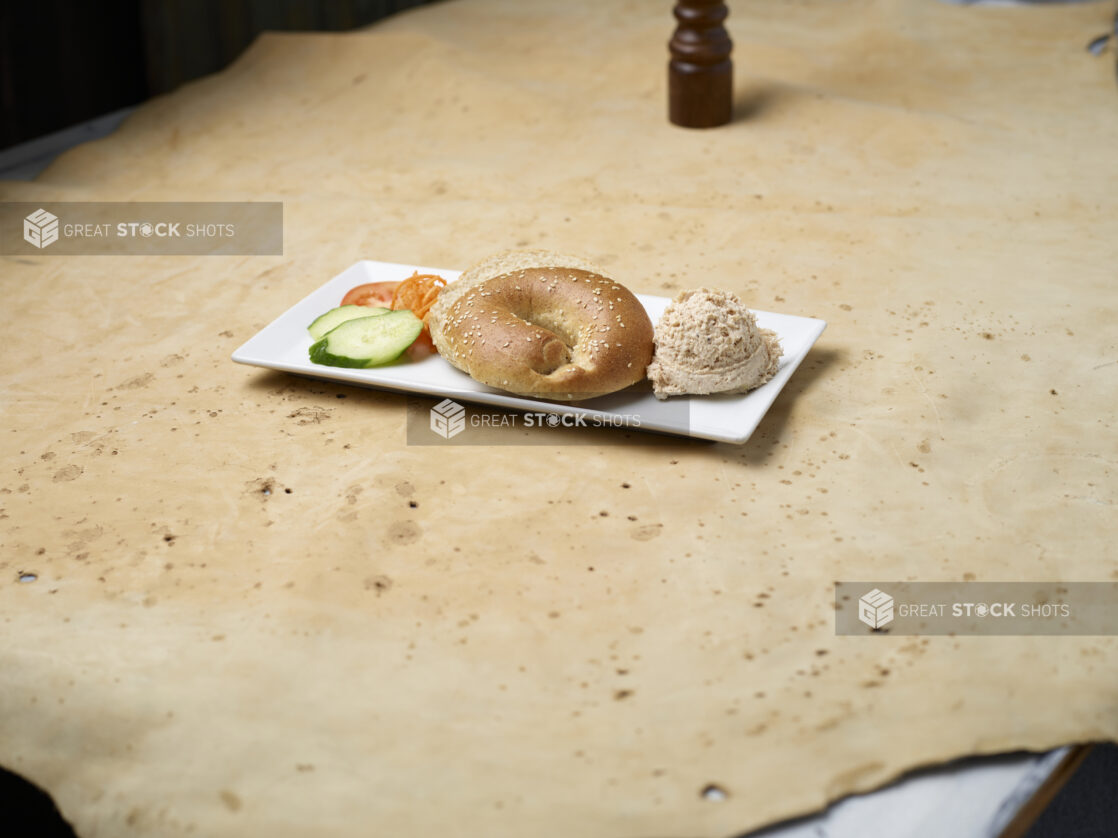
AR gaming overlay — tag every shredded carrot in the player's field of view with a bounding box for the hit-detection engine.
[391,272,447,321]
[390,272,447,356]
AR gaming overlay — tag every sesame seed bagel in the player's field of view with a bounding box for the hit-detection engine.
[428,250,654,400]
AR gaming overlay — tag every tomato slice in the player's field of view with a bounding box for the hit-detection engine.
[341,281,399,308]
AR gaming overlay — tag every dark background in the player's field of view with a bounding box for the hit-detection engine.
[0,0,441,150]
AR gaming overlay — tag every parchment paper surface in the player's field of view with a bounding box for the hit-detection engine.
[1,1,1116,836]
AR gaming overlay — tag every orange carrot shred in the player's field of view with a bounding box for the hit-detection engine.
[391,272,446,322]
[391,271,447,355]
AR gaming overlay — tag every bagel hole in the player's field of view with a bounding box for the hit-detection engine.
[523,310,579,351]
[536,337,572,374]
[511,307,577,374]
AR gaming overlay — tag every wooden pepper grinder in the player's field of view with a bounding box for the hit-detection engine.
[668,0,733,128]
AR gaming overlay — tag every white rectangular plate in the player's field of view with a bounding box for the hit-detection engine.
[232,260,827,444]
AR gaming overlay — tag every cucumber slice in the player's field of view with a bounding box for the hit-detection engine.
[309,310,424,368]
[307,305,390,340]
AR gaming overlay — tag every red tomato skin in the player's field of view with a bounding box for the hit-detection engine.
[341,282,399,308]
